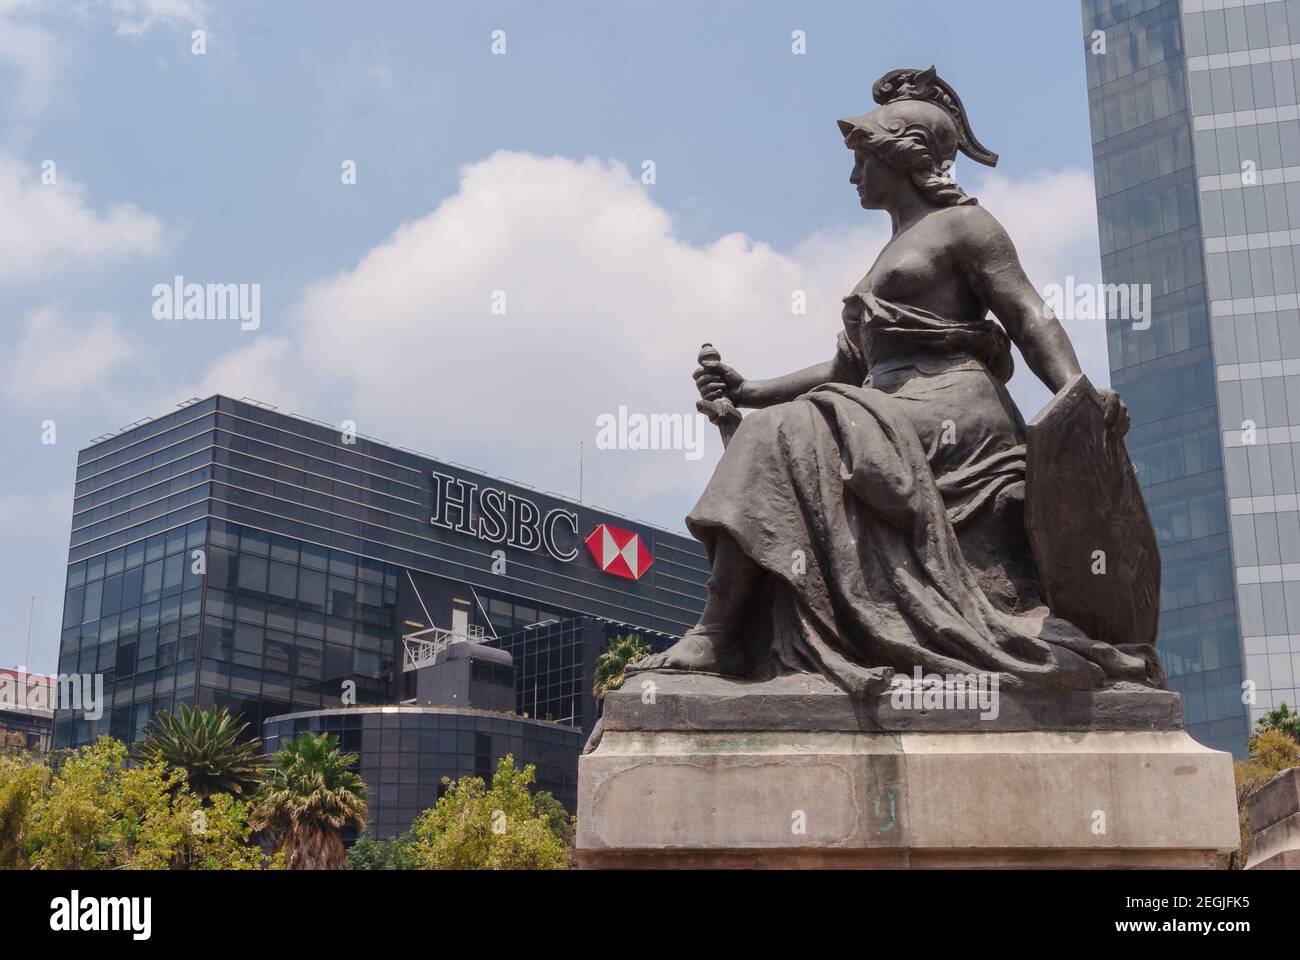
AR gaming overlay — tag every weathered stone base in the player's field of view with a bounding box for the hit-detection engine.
[577,729,1239,869]
[600,671,1184,734]
[579,847,1223,869]
[1246,767,1300,869]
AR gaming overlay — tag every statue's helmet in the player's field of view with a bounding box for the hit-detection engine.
[838,67,997,205]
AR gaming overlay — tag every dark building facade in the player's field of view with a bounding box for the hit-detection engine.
[54,395,708,749]
[262,706,583,840]
[490,616,671,735]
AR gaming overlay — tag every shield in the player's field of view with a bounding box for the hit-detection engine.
[1024,374,1160,650]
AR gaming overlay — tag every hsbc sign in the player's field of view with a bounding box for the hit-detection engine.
[431,471,579,562]
[429,471,653,580]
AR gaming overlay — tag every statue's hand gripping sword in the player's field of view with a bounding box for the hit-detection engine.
[695,343,743,448]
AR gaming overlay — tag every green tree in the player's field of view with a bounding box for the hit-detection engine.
[346,829,418,870]
[1252,701,1300,746]
[25,737,274,869]
[593,633,652,702]
[132,703,264,800]
[187,792,284,870]
[28,737,126,869]
[532,788,575,851]
[409,755,571,869]
[250,731,368,870]
[1224,728,1300,869]
[0,752,47,869]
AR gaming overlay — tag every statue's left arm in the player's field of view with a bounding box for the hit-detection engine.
[952,206,1130,436]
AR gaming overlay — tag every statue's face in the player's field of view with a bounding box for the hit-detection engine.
[849,145,897,211]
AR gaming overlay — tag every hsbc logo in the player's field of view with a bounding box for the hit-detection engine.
[584,523,653,581]
[430,471,653,580]
[431,471,579,563]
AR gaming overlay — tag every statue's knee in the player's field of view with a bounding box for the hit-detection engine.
[732,403,785,439]
[994,480,1025,518]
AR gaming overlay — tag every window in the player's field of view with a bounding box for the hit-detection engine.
[238,554,268,594]
[268,561,297,601]
[142,559,163,604]
[295,639,322,680]
[474,732,492,780]
[121,565,144,610]
[63,587,84,628]
[115,641,136,675]
[145,535,165,564]
[270,535,298,565]
[233,622,263,668]
[101,574,123,617]
[240,528,270,557]
[300,542,328,571]
[298,569,326,611]
[327,577,355,618]
[264,635,293,674]
[82,580,103,624]
[355,649,380,679]
[162,553,184,596]
[323,643,351,681]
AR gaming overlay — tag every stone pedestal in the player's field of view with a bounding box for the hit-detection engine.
[1245,767,1300,869]
[577,673,1239,869]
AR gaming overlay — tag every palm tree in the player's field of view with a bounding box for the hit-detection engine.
[593,633,652,702]
[131,703,264,800]
[1253,702,1300,745]
[250,731,368,870]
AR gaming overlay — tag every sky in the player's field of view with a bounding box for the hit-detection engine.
[0,0,1105,671]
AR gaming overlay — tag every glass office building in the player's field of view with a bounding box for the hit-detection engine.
[1082,0,1300,753]
[262,707,584,839]
[492,616,652,736]
[53,395,708,749]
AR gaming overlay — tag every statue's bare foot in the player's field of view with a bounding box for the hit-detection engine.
[629,626,746,676]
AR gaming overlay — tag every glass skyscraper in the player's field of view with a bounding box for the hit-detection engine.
[1082,0,1300,753]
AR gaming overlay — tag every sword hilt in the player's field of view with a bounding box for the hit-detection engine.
[697,343,742,447]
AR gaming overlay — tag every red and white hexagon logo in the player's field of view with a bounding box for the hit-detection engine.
[584,523,653,581]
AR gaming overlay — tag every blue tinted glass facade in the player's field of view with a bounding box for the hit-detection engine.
[491,616,676,736]
[262,708,584,840]
[1082,0,1300,754]
[54,395,708,749]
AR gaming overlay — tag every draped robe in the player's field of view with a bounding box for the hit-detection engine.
[684,291,1160,697]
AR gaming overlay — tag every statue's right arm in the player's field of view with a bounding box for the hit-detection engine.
[738,360,846,407]
[696,355,856,409]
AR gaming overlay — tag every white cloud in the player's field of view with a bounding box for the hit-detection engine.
[977,168,1102,285]
[0,0,208,145]
[0,5,174,440]
[194,336,301,411]
[0,1,61,141]
[281,152,818,505]
[4,303,138,406]
[107,0,207,38]
[0,153,165,284]
[192,151,1105,527]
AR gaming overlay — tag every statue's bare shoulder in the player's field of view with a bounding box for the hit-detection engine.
[936,203,1017,259]
[921,203,1029,292]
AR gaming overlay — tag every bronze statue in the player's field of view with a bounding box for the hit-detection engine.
[634,67,1163,698]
